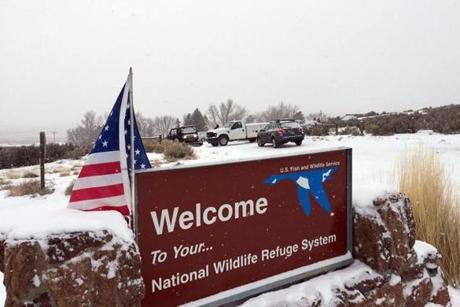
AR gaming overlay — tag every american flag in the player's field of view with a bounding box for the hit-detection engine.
[68,75,151,216]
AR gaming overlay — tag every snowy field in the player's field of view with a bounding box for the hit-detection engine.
[0,132,460,305]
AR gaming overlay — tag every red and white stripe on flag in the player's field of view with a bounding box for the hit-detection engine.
[68,151,130,216]
[68,77,133,216]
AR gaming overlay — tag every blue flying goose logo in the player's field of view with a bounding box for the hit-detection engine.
[264,167,338,216]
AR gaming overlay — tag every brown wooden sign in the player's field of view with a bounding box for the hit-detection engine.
[136,147,352,306]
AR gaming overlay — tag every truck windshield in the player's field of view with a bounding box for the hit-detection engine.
[224,121,236,128]
[181,127,196,134]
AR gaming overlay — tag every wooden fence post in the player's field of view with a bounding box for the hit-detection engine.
[40,132,46,189]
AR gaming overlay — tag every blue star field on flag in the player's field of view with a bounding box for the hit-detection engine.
[93,85,151,172]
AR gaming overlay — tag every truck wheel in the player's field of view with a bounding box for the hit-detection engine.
[295,140,303,146]
[271,137,279,148]
[218,135,229,146]
[257,138,264,147]
[211,141,218,147]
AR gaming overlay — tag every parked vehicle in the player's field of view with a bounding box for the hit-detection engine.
[166,126,202,145]
[197,131,208,143]
[206,120,268,146]
[256,119,305,148]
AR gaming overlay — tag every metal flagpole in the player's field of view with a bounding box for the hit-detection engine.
[128,67,138,242]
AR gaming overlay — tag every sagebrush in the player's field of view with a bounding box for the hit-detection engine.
[8,180,53,197]
[144,139,195,161]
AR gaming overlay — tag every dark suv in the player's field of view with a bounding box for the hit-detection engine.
[166,126,202,145]
[256,120,304,148]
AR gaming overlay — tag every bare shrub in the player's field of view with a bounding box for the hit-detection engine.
[22,171,39,178]
[6,171,21,179]
[143,139,164,153]
[0,178,12,190]
[397,147,460,287]
[0,184,13,191]
[71,165,82,171]
[132,139,194,162]
[8,180,53,197]
[150,160,161,168]
[161,140,195,161]
[59,170,71,177]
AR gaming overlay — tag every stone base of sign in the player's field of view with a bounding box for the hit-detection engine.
[352,192,451,307]
[0,193,452,306]
[0,231,145,307]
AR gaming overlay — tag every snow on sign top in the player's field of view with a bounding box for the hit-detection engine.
[0,204,133,242]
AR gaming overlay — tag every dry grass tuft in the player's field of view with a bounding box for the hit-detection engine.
[22,171,39,178]
[0,178,13,190]
[7,180,53,197]
[59,170,71,177]
[70,165,82,172]
[144,139,195,161]
[162,140,195,161]
[150,160,161,168]
[6,171,21,179]
[144,140,165,154]
[397,147,460,287]
[143,139,162,153]
[0,177,10,185]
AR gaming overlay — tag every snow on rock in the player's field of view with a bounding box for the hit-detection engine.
[0,230,145,306]
[242,260,407,306]
[352,183,396,211]
[241,261,379,306]
[0,205,133,242]
[353,192,416,274]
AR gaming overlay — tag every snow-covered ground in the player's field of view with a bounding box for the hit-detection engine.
[157,133,460,190]
[0,133,459,304]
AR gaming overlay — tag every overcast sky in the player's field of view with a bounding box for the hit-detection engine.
[1,0,460,138]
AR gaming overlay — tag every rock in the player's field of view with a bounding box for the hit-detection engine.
[1,191,453,307]
[1,231,144,307]
[342,271,404,307]
[3,241,48,306]
[404,276,433,307]
[353,193,416,275]
[430,283,450,306]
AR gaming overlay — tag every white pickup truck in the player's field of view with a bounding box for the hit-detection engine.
[206,120,268,146]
